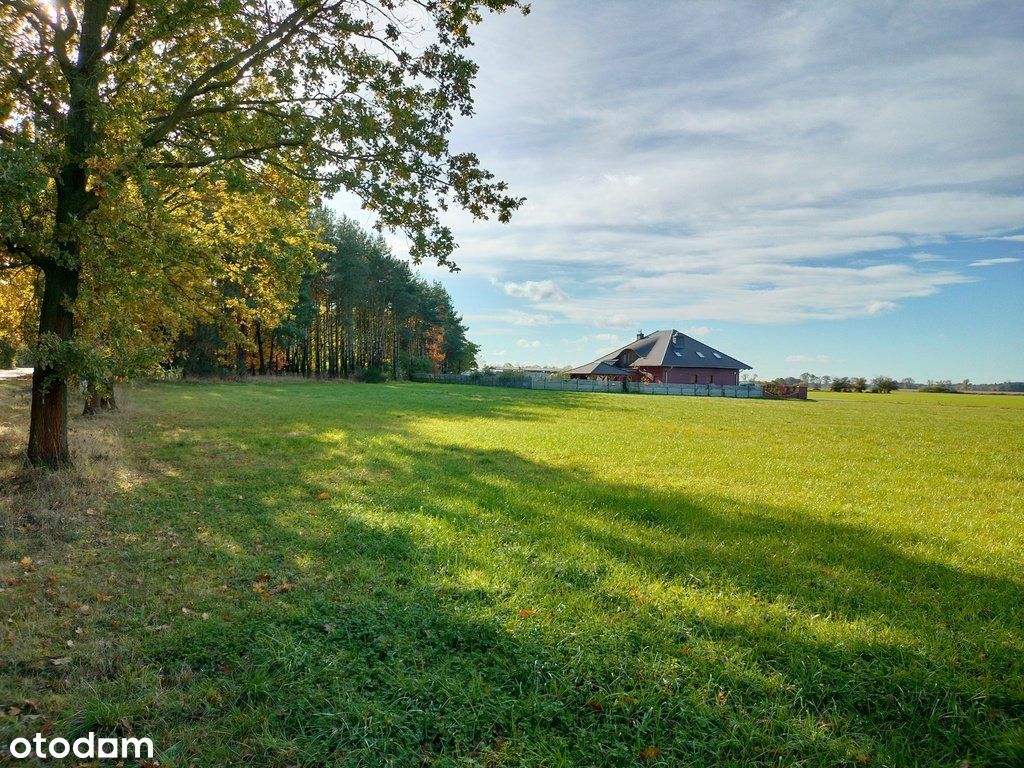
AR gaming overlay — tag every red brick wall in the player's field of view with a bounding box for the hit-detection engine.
[643,367,740,385]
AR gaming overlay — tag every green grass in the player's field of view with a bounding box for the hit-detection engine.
[2,381,1022,766]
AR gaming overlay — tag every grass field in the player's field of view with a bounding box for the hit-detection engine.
[1,380,1022,766]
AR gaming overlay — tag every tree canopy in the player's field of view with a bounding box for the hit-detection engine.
[0,0,525,465]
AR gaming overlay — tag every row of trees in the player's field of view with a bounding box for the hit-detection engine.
[827,376,899,393]
[745,373,901,393]
[172,213,478,379]
[1,0,525,467]
[788,373,1023,393]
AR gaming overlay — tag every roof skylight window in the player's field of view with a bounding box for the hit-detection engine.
[713,352,722,358]
[695,351,705,358]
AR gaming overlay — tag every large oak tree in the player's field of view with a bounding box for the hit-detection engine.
[0,0,524,466]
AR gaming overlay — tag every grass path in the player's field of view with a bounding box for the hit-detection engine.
[2,381,1022,766]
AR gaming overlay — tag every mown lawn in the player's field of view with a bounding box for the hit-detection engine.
[1,381,1022,766]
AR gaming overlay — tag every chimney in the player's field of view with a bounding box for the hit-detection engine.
[636,329,644,340]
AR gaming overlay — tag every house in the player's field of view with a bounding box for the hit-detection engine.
[514,366,563,380]
[568,329,751,385]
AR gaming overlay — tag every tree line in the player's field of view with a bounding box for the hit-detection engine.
[172,212,478,380]
[768,373,1024,394]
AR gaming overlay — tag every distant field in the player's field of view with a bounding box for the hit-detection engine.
[2,381,1022,766]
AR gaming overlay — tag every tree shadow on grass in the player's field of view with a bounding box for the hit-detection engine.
[36,382,1022,767]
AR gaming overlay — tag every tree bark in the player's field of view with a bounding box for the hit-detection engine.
[28,265,79,467]
[100,379,117,410]
[27,1,108,467]
[255,321,266,374]
[83,379,101,416]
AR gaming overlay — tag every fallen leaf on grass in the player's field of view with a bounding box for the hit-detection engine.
[518,609,537,618]
[317,492,330,500]
[48,657,71,666]
[19,556,32,570]
[639,746,660,762]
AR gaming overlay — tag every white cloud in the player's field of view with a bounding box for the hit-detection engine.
[327,2,1022,333]
[684,326,712,337]
[786,354,831,363]
[516,338,541,348]
[594,333,620,342]
[432,2,1023,323]
[969,257,1021,267]
[499,279,568,302]
[865,300,898,315]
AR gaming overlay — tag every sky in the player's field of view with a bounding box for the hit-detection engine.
[330,0,1024,382]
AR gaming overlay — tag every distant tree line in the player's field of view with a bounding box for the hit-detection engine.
[762,373,1024,394]
[172,212,478,381]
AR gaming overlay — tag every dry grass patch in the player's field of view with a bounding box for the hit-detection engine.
[0,380,137,539]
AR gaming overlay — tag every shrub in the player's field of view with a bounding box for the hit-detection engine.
[407,357,435,375]
[0,338,15,369]
[831,377,852,392]
[870,376,899,393]
[355,366,386,383]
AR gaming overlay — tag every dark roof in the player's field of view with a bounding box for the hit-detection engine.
[566,360,633,376]
[576,329,751,372]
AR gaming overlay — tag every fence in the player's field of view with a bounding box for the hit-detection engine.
[411,373,763,398]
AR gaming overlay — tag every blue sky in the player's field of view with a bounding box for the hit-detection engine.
[332,1,1024,382]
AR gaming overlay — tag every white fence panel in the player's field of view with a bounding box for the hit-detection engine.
[410,373,763,399]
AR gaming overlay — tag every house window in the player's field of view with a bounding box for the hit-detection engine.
[712,352,722,359]
[695,351,705,358]
[691,374,698,383]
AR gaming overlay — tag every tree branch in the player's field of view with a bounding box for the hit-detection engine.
[139,1,331,151]
[147,138,309,170]
[101,0,136,54]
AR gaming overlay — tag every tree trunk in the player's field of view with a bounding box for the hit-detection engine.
[255,322,266,375]
[27,2,107,467]
[83,379,101,416]
[28,264,80,467]
[100,379,117,410]
[82,377,115,415]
